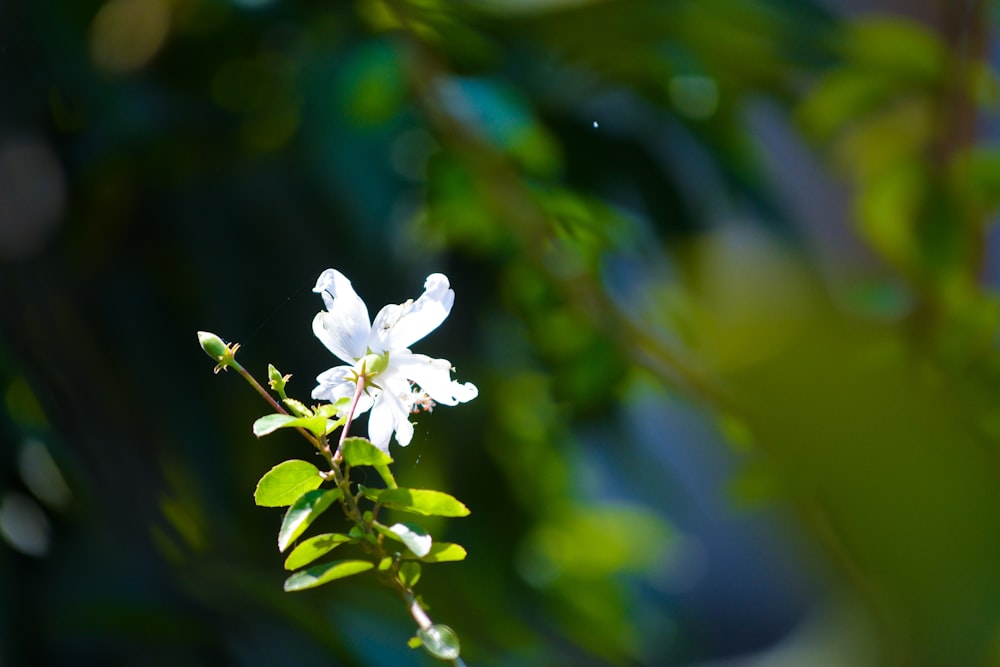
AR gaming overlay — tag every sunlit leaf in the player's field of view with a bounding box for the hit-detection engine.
[283,533,353,570]
[376,521,432,557]
[314,402,349,433]
[278,488,342,552]
[252,413,334,438]
[254,460,324,507]
[341,436,393,466]
[413,542,467,563]
[375,463,397,489]
[283,398,312,417]
[376,488,470,517]
[252,414,297,437]
[283,559,374,592]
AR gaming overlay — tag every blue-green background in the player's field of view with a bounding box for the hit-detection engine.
[3,1,1000,665]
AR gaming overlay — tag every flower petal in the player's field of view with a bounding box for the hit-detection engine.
[368,386,411,452]
[313,269,371,362]
[394,403,415,447]
[374,273,455,351]
[312,366,373,415]
[369,303,405,354]
[394,351,478,406]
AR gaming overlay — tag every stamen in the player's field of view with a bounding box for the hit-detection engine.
[408,382,435,413]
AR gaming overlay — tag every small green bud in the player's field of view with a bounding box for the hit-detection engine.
[268,364,291,398]
[198,331,227,359]
[197,331,239,373]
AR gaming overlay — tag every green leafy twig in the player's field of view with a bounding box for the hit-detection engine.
[199,331,469,664]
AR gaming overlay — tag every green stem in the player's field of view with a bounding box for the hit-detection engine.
[230,357,334,463]
[328,456,364,524]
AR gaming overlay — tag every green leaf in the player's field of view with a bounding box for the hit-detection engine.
[253,413,336,438]
[283,398,312,417]
[325,418,347,435]
[377,488,470,517]
[412,542,467,563]
[254,460,324,507]
[312,405,347,434]
[278,488,342,552]
[341,437,393,466]
[253,414,297,437]
[283,533,352,570]
[283,559,374,592]
[314,403,337,418]
[283,415,331,437]
[320,397,351,414]
[399,561,421,587]
[376,522,432,557]
[315,398,349,419]
[375,464,397,489]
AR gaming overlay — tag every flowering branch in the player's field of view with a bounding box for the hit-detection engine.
[198,268,476,664]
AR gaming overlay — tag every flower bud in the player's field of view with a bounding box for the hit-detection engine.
[197,331,239,373]
[268,364,291,395]
[197,331,228,361]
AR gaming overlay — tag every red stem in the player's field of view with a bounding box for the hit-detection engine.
[334,372,367,460]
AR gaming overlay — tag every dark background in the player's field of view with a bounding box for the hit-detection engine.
[3,1,1000,665]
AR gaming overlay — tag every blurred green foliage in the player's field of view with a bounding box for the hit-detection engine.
[4,0,1000,665]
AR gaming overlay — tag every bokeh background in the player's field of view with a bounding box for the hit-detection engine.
[4,0,1000,665]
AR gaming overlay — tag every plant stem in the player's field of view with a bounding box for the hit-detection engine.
[407,591,432,631]
[229,357,335,463]
[402,589,467,667]
[231,358,287,416]
[334,372,367,460]
[327,372,369,521]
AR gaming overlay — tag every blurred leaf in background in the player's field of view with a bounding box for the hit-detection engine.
[5,0,1000,665]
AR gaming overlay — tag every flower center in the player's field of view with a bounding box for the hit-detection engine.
[355,350,390,379]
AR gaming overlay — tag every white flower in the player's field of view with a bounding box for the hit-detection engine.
[311,269,478,452]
